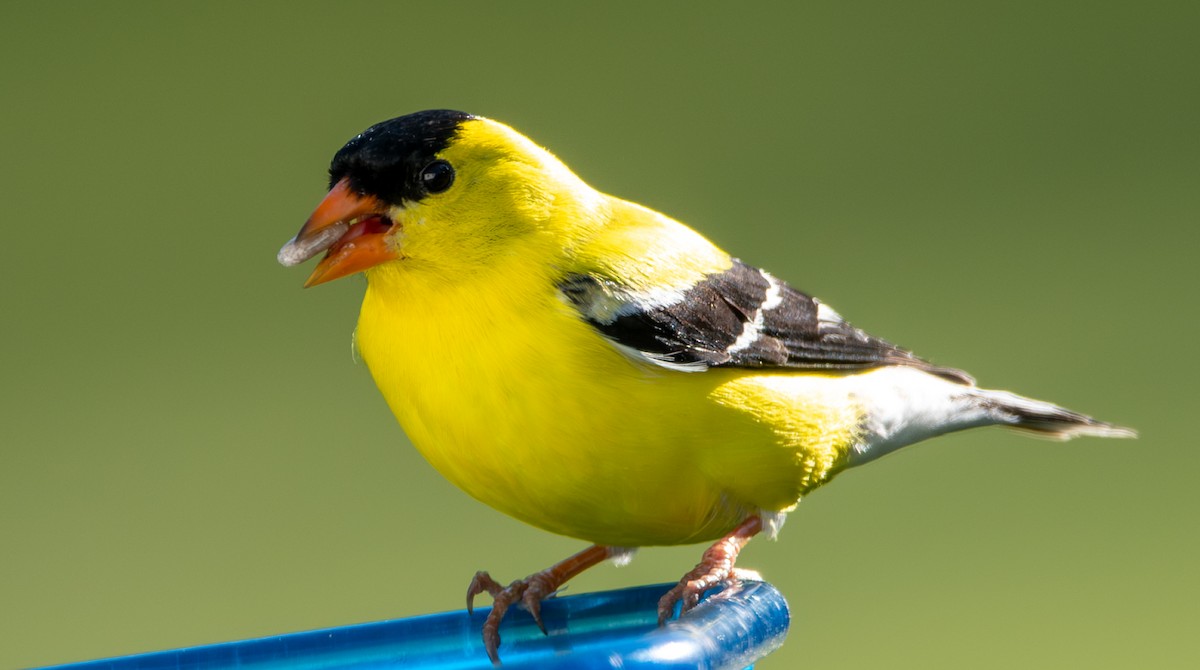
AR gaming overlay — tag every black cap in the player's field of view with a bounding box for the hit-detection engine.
[329,109,474,205]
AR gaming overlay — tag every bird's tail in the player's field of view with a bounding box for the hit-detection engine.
[970,388,1137,441]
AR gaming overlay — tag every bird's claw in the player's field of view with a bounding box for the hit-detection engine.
[464,546,614,663]
[466,568,563,664]
[656,515,764,625]
[656,555,737,625]
[466,571,505,614]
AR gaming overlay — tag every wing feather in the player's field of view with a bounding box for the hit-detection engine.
[560,259,973,384]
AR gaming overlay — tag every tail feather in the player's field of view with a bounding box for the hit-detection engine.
[973,389,1137,441]
[838,368,1134,468]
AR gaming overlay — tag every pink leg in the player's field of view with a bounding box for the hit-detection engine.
[467,544,615,664]
[657,515,763,625]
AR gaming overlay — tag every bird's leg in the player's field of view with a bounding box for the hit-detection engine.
[657,515,763,625]
[467,544,616,664]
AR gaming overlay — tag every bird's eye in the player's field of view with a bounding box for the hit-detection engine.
[420,160,455,194]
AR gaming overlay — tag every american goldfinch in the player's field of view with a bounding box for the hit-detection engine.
[279,110,1134,662]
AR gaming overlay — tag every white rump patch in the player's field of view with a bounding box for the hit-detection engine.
[844,367,990,466]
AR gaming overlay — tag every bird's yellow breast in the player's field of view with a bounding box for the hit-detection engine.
[356,255,863,547]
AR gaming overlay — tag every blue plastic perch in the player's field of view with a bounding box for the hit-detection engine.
[40,580,789,669]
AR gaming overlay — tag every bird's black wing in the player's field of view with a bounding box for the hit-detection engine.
[559,259,973,384]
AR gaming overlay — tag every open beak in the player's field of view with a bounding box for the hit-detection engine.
[278,178,398,287]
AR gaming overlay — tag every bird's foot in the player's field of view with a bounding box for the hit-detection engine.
[466,544,614,665]
[466,568,560,663]
[657,515,763,625]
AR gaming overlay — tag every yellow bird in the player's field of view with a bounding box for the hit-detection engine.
[279,110,1134,662]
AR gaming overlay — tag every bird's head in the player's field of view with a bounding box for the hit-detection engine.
[279,110,603,287]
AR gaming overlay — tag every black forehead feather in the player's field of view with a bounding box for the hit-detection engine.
[329,109,474,205]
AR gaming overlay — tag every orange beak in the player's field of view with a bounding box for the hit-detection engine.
[278,178,398,287]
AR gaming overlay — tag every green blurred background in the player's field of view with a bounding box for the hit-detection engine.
[2,2,1196,667]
